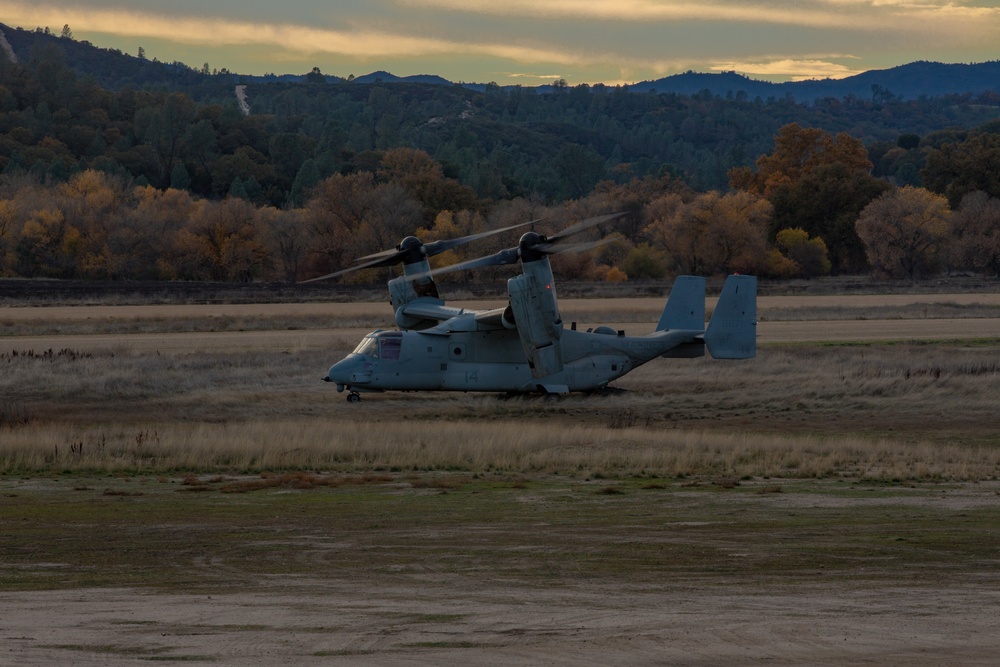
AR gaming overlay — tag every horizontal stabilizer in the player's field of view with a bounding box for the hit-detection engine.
[705,275,757,359]
[657,276,706,332]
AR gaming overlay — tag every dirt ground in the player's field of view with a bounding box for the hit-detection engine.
[4,580,1000,666]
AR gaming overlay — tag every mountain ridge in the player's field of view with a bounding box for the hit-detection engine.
[626,61,1000,102]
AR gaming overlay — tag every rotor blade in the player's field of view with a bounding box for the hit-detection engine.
[354,246,404,263]
[537,237,613,256]
[298,251,404,284]
[424,217,546,256]
[546,212,624,244]
[418,247,521,279]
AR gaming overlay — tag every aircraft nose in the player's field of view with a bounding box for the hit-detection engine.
[327,356,372,386]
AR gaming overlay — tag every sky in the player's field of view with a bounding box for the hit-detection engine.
[2,0,999,86]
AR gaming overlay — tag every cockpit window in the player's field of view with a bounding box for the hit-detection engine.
[352,331,403,359]
[352,336,379,357]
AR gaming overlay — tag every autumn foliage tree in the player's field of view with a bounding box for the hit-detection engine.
[172,197,269,281]
[949,191,1000,277]
[304,172,423,279]
[644,190,772,275]
[855,186,951,279]
[729,123,872,197]
[764,228,831,277]
[731,123,885,274]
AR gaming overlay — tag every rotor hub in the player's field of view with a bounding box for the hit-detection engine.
[396,236,426,263]
[518,231,547,262]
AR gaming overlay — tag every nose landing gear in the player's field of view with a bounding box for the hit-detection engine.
[347,391,361,403]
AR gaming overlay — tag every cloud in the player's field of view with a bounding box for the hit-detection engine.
[403,0,1000,35]
[709,57,867,81]
[0,0,694,74]
[0,1,582,62]
[505,73,567,80]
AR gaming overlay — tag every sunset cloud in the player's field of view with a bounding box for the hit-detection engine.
[0,1,575,62]
[710,58,867,81]
[404,0,1000,34]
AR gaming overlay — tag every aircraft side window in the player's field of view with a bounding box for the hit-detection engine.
[380,337,402,361]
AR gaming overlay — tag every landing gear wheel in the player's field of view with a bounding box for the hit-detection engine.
[347,392,361,403]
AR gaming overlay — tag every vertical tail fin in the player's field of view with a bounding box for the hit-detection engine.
[705,275,757,359]
[656,276,706,332]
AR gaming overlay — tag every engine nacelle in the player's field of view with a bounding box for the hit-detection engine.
[388,260,439,314]
[508,271,564,377]
[389,272,441,330]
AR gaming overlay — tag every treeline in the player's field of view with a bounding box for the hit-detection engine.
[1,35,1000,282]
[3,123,999,284]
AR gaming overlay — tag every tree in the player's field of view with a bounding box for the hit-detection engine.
[57,170,131,279]
[60,24,73,39]
[855,186,951,279]
[769,162,890,274]
[645,191,772,275]
[173,198,268,281]
[304,172,422,277]
[15,208,73,277]
[731,123,872,197]
[135,93,196,187]
[211,146,275,199]
[125,186,198,279]
[921,132,1000,207]
[377,147,478,224]
[304,66,326,84]
[288,159,321,207]
[949,191,1000,276]
[773,228,831,277]
[170,162,191,190]
[621,243,668,280]
[556,144,606,200]
[261,207,312,282]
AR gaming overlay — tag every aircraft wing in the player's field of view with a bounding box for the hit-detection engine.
[397,298,468,323]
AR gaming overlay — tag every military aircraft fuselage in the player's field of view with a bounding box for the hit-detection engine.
[327,323,702,395]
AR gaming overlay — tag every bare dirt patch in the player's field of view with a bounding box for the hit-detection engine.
[4,582,1000,666]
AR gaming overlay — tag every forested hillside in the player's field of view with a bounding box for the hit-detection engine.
[1,25,999,283]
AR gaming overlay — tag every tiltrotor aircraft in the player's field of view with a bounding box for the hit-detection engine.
[317,216,757,402]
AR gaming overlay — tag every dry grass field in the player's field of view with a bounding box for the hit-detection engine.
[3,286,1000,665]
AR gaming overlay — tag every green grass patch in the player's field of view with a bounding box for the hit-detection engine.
[4,474,999,594]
